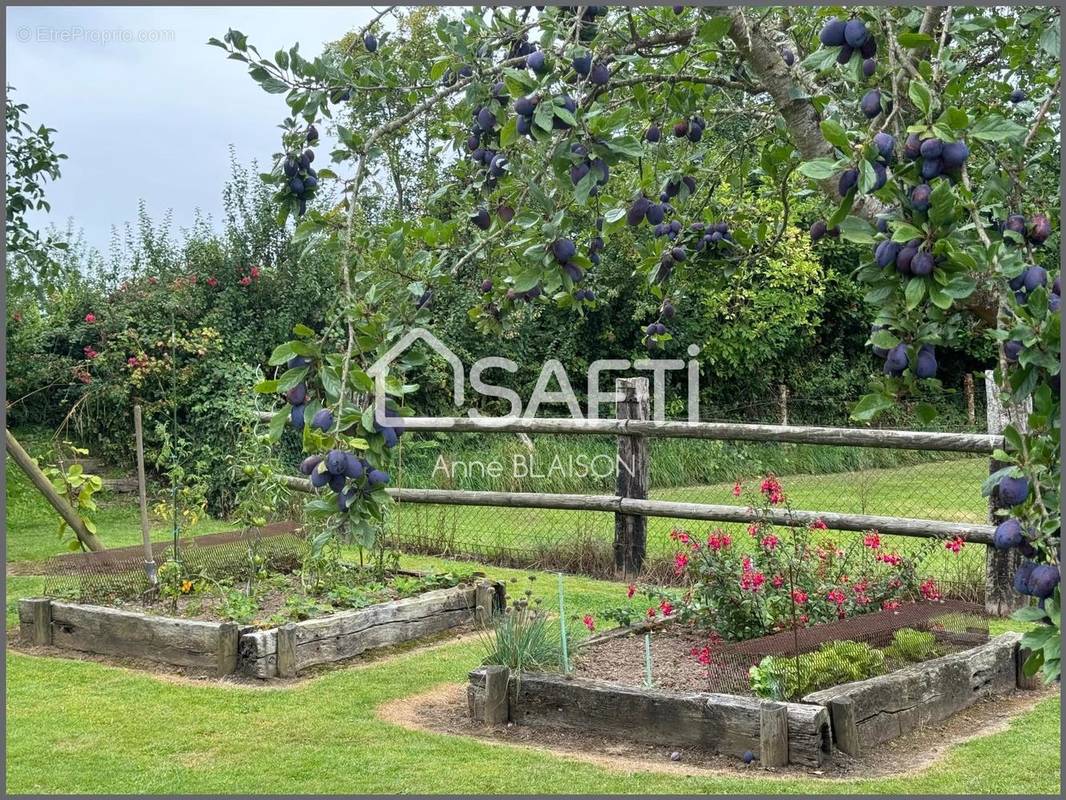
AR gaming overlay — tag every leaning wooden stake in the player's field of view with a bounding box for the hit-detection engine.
[4,428,105,552]
[133,406,158,584]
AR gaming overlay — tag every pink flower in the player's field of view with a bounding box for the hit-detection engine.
[732,481,742,497]
[747,524,760,537]
[740,558,765,592]
[827,588,846,605]
[791,589,808,604]
[809,518,828,531]
[760,534,779,551]
[83,346,98,360]
[945,536,965,554]
[582,614,595,632]
[84,313,96,323]
[646,607,657,618]
[659,599,674,616]
[919,579,941,601]
[250,265,261,278]
[877,552,902,566]
[863,532,882,549]
[670,529,692,545]
[673,552,689,576]
[759,475,784,505]
[707,530,731,551]
[882,599,902,611]
[207,277,219,287]
[239,276,252,286]
[771,574,784,588]
[626,583,636,599]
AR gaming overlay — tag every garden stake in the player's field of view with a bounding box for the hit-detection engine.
[169,304,180,566]
[643,632,653,688]
[557,572,569,673]
[133,405,157,585]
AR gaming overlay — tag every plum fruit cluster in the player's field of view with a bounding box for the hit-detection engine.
[819,16,877,68]
[283,147,318,217]
[301,449,391,513]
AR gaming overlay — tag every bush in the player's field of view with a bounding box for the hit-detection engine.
[884,627,942,663]
[479,577,563,675]
[749,640,886,700]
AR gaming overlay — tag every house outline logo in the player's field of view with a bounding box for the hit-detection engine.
[367,327,464,424]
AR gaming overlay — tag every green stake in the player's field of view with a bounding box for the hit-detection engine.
[644,632,654,687]
[557,572,569,674]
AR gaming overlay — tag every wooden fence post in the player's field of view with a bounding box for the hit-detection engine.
[984,370,1030,616]
[614,377,649,576]
[759,701,789,767]
[963,373,976,426]
[4,429,106,552]
[133,405,158,584]
[482,665,510,726]
[24,598,53,646]
[277,623,297,678]
[827,696,860,756]
[475,581,496,627]
[216,622,239,677]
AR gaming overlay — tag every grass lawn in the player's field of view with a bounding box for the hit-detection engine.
[4,456,1060,794]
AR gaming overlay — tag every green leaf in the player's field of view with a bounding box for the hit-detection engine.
[898,32,936,48]
[850,392,895,422]
[1012,606,1051,623]
[908,80,932,117]
[858,160,877,194]
[698,16,732,43]
[870,329,900,349]
[268,408,289,442]
[891,223,924,243]
[820,120,850,151]
[267,342,297,366]
[914,402,939,424]
[293,323,315,338]
[971,114,1026,142]
[276,367,308,393]
[904,278,926,310]
[839,215,876,244]
[797,158,840,180]
[500,116,517,148]
[255,379,279,394]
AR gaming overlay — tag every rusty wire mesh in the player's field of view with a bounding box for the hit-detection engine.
[38,523,305,604]
[572,599,990,698]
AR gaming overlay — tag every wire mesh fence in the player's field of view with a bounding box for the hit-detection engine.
[383,396,992,600]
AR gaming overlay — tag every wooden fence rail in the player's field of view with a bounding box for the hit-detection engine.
[274,475,996,546]
[256,410,1003,454]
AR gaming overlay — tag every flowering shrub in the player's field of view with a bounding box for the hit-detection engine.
[664,478,942,641]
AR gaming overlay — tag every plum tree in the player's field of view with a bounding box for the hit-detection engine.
[221,6,1060,675]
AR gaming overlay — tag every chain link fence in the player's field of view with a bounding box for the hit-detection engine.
[383,394,991,600]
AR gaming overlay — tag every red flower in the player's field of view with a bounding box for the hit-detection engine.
[707,530,731,551]
[747,524,760,537]
[945,536,965,554]
[626,583,636,599]
[250,265,261,278]
[740,558,765,592]
[771,574,784,588]
[673,552,689,576]
[863,532,882,549]
[791,589,808,604]
[582,614,595,632]
[877,552,902,566]
[84,313,96,323]
[83,345,98,359]
[732,481,742,497]
[239,276,252,286]
[206,277,219,287]
[760,534,779,551]
[659,599,674,616]
[919,579,941,601]
[759,474,784,505]
[882,599,902,611]
[646,607,657,618]
[809,518,828,530]
[826,588,846,605]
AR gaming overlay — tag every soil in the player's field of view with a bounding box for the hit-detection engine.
[378,680,1057,780]
[571,621,975,696]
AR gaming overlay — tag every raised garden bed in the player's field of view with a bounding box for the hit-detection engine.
[467,602,1033,768]
[20,580,504,679]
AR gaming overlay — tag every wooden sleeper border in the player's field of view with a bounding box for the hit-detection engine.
[467,632,1032,767]
[19,580,504,679]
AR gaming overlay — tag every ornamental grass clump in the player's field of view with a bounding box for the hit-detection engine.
[479,577,563,676]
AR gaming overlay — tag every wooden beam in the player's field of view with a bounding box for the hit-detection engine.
[274,475,995,544]
[256,411,1002,454]
[5,429,105,552]
[614,378,649,575]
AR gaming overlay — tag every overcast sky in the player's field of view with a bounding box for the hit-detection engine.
[6,5,376,258]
